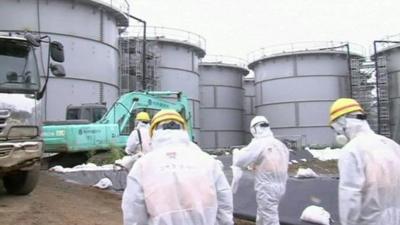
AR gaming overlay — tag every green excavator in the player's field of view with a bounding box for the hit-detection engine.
[43,91,194,154]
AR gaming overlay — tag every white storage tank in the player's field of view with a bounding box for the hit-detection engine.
[248,42,365,146]
[199,55,249,149]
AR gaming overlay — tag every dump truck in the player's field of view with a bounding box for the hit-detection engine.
[0,32,65,194]
[43,91,194,154]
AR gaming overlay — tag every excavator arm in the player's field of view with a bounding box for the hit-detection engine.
[99,91,193,138]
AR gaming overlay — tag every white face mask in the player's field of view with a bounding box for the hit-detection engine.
[331,117,349,146]
[250,124,272,138]
[335,134,349,146]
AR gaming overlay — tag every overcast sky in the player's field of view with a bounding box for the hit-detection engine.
[129,0,400,61]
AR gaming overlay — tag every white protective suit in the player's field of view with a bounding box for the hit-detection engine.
[234,126,289,225]
[125,122,151,155]
[337,118,400,225]
[122,129,234,225]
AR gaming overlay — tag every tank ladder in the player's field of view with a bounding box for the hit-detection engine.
[119,38,139,95]
[133,39,158,91]
[350,60,378,132]
[119,38,158,93]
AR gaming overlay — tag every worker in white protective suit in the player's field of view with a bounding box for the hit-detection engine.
[234,115,289,225]
[125,111,151,155]
[329,98,400,225]
[122,109,234,225]
[116,112,151,171]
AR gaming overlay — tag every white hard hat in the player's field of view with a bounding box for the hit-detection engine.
[250,116,269,128]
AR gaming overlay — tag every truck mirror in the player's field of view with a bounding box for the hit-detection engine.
[50,41,64,62]
[50,63,66,77]
[24,33,41,47]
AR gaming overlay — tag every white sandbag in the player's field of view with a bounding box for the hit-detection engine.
[49,163,120,173]
[308,147,342,161]
[114,152,143,171]
[73,163,97,170]
[300,205,331,225]
[93,178,113,189]
[295,168,319,178]
[49,165,64,173]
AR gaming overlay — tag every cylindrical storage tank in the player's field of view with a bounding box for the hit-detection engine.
[121,27,206,143]
[199,56,249,150]
[375,42,400,143]
[248,42,364,146]
[0,0,128,121]
[243,77,256,143]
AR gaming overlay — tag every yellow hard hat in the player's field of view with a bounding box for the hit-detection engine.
[150,109,186,136]
[329,98,364,124]
[135,112,150,122]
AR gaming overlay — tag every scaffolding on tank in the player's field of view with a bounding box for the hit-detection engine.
[118,37,158,93]
[371,36,400,138]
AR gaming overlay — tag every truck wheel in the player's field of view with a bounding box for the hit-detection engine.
[3,163,40,195]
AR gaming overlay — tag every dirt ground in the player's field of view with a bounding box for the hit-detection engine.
[0,171,253,225]
[0,171,123,225]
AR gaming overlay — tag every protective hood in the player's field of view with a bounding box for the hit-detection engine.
[151,129,191,149]
[332,117,373,141]
[250,116,269,128]
[136,121,150,129]
[345,118,373,140]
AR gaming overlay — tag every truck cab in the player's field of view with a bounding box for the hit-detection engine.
[0,33,64,195]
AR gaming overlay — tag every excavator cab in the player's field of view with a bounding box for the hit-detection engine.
[66,104,107,123]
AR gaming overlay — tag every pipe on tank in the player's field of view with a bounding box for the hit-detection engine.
[318,43,353,95]
[124,13,147,90]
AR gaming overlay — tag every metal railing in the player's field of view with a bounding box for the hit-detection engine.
[201,55,248,68]
[95,0,130,13]
[122,26,206,51]
[248,41,366,63]
[370,33,400,54]
[382,33,400,42]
